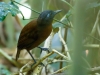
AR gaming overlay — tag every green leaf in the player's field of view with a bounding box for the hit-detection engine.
[53,18,69,29]
[53,10,72,30]
[0,64,11,75]
[52,18,69,33]
[0,1,20,22]
[53,22,64,29]
[0,2,9,21]
[53,27,59,33]
[87,2,100,9]
[66,10,72,18]
[8,2,20,16]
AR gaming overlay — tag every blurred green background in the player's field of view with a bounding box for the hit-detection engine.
[0,0,100,75]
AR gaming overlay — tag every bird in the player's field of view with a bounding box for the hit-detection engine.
[16,10,61,64]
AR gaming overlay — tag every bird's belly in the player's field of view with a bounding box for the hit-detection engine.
[28,25,52,49]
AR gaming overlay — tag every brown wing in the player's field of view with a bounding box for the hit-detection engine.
[17,19,39,50]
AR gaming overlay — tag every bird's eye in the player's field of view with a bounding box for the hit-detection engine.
[47,13,50,18]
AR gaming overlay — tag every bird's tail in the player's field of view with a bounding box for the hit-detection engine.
[16,49,20,61]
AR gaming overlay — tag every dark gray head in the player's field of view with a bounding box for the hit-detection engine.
[37,10,61,26]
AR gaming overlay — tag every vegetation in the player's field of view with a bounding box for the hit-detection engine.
[0,0,100,75]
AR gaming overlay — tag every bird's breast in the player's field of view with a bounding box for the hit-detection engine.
[40,24,52,37]
[32,24,52,47]
[38,24,52,41]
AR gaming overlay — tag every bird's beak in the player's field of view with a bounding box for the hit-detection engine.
[54,10,62,14]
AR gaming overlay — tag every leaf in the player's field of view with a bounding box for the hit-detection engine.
[87,2,100,9]
[53,27,59,33]
[0,1,20,22]
[8,2,20,16]
[66,10,72,18]
[53,10,72,30]
[0,2,9,21]
[53,18,69,29]
[0,64,11,75]
[52,18,69,33]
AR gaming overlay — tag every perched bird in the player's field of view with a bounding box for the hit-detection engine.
[16,10,61,64]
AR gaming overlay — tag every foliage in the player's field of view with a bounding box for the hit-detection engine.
[0,1,20,21]
[0,0,100,75]
[87,1,100,9]
[0,64,11,75]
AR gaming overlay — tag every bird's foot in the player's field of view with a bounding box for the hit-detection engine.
[40,62,45,66]
[38,47,50,54]
[31,61,36,68]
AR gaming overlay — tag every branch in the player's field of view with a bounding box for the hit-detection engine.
[0,49,20,67]
[12,0,72,28]
[51,65,71,74]
[19,49,68,73]
[91,10,100,35]
[20,50,54,73]
[53,49,68,60]
[58,15,71,60]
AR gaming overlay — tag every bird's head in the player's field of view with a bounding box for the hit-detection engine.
[37,10,61,27]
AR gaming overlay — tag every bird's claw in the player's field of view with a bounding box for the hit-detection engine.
[38,47,50,54]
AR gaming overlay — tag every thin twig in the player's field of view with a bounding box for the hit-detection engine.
[91,10,100,35]
[21,51,54,73]
[70,20,100,42]
[12,0,72,28]
[32,51,54,69]
[54,19,72,28]
[0,49,20,67]
[33,65,43,75]
[19,62,31,75]
[52,59,67,63]
[51,65,71,74]
[61,0,74,9]
[40,30,55,75]
[12,0,40,14]
[20,49,68,73]
[58,15,71,60]
[52,49,68,60]
[84,44,100,48]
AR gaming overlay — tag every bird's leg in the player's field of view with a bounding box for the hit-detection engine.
[38,47,50,54]
[26,50,36,65]
[27,50,45,67]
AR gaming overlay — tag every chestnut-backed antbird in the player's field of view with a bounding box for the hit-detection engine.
[16,10,61,64]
